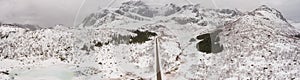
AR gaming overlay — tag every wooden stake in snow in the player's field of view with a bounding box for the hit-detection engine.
[155,38,162,80]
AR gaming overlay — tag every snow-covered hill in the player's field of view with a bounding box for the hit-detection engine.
[1,1,300,80]
[291,22,300,30]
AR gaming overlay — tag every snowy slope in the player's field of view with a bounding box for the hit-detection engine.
[1,1,300,80]
[159,5,300,80]
[0,25,157,80]
[292,22,300,30]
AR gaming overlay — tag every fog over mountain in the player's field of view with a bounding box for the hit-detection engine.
[0,0,299,27]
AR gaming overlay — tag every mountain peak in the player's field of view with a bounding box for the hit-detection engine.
[0,23,42,31]
[121,0,147,7]
[251,5,287,22]
[255,5,272,11]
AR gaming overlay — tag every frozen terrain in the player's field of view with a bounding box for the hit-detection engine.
[0,1,300,80]
[292,22,300,30]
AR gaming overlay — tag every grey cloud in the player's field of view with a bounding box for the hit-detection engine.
[0,0,86,27]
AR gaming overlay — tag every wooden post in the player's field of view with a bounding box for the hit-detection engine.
[155,38,162,80]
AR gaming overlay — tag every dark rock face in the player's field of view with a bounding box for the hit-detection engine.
[129,30,157,44]
[95,42,103,47]
[295,34,300,38]
[0,33,9,39]
[81,45,89,51]
[196,30,223,53]
[0,71,9,75]
[87,30,157,49]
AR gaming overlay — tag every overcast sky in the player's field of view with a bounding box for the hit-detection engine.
[0,0,299,27]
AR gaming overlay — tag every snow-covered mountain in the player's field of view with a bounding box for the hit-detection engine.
[1,1,300,80]
[291,22,300,30]
[0,22,42,31]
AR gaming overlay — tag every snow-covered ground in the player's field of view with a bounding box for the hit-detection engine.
[292,22,300,30]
